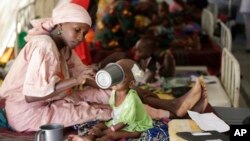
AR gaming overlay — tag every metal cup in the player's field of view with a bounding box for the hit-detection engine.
[95,63,124,89]
[35,123,64,141]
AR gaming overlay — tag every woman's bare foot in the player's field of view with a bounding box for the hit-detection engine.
[174,78,202,117]
[191,77,208,113]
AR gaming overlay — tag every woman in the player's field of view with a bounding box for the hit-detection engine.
[0,3,207,132]
[0,3,112,132]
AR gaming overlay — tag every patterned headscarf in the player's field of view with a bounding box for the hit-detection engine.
[25,3,91,41]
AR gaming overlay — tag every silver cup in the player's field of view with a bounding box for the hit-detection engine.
[36,123,64,141]
[96,63,124,89]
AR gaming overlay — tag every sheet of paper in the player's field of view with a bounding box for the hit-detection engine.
[188,111,230,133]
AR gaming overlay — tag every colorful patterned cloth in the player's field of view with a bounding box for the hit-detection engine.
[75,119,169,141]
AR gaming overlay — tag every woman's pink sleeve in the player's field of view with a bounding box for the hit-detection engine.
[23,42,60,97]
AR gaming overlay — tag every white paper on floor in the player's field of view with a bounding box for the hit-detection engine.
[188,110,230,133]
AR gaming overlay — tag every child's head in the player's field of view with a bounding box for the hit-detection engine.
[111,59,137,90]
[134,35,157,60]
[96,59,144,90]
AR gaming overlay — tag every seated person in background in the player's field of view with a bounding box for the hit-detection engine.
[151,1,171,27]
[185,0,208,23]
[134,0,158,20]
[134,35,160,83]
[158,49,176,78]
[133,35,175,83]
[168,0,185,13]
[68,59,153,141]
[148,1,175,48]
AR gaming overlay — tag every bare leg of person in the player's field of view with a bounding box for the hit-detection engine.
[135,78,202,118]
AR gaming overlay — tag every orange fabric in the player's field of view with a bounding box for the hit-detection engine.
[85,28,95,43]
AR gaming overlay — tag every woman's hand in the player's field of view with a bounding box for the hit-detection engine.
[91,63,101,71]
[75,68,96,85]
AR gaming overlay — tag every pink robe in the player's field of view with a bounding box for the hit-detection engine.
[0,35,111,132]
[0,35,168,132]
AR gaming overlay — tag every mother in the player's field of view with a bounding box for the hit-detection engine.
[0,3,114,132]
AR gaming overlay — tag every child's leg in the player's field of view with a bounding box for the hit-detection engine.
[69,122,108,141]
[96,131,141,141]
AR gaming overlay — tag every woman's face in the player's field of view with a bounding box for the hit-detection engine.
[60,22,90,49]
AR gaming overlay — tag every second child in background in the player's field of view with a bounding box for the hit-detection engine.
[134,35,176,83]
[134,35,160,83]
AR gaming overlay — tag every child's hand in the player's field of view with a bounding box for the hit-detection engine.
[88,126,103,137]
[67,134,84,141]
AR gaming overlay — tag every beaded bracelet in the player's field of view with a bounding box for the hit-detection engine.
[110,126,116,132]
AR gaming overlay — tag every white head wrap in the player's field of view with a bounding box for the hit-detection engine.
[25,3,91,41]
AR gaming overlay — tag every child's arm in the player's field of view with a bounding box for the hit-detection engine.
[144,70,156,83]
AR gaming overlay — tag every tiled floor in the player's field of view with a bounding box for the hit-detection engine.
[232,33,250,108]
